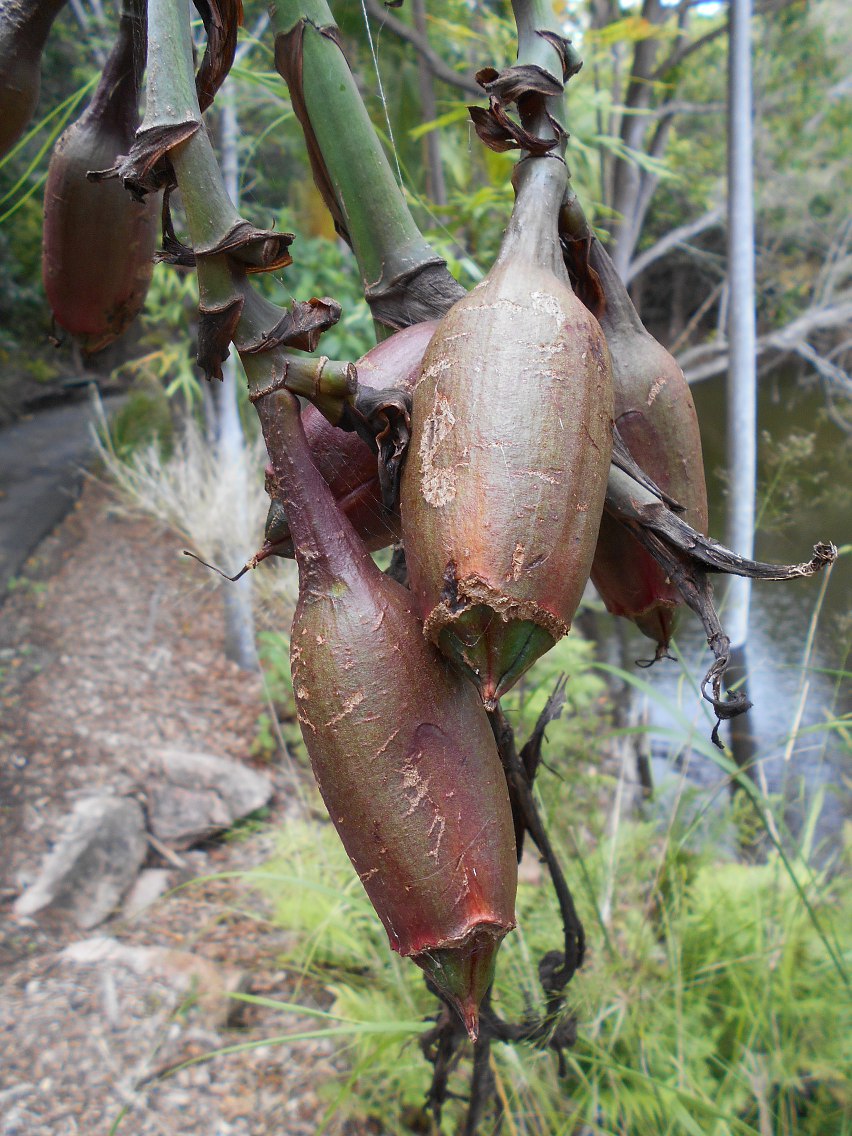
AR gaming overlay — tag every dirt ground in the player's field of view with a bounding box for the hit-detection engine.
[0,481,358,1135]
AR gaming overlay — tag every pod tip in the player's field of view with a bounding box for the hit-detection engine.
[414,926,506,1042]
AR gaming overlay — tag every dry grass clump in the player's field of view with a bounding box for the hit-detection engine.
[91,392,298,623]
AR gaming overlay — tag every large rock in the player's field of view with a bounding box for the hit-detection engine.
[62,936,247,1027]
[145,748,272,848]
[14,796,147,929]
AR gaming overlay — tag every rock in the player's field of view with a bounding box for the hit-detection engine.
[13,796,147,929]
[145,748,272,848]
[62,936,247,1027]
[122,868,172,920]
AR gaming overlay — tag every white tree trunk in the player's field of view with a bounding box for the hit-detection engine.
[725,0,758,652]
[217,80,258,671]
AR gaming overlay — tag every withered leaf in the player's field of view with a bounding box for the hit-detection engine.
[604,466,837,746]
[197,295,244,380]
[365,257,464,329]
[88,121,199,201]
[470,56,568,156]
[536,30,583,81]
[199,219,294,273]
[560,233,606,322]
[193,0,243,113]
[469,100,563,156]
[475,63,564,104]
[155,194,294,273]
[468,105,521,153]
[241,297,341,354]
[610,425,683,511]
[341,386,411,511]
[154,189,195,267]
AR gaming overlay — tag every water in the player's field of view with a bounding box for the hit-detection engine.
[610,365,851,853]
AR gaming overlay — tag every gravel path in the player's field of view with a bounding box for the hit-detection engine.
[0,481,356,1135]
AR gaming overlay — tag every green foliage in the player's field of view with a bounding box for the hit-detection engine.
[256,629,310,764]
[101,380,174,461]
[253,784,850,1135]
[243,625,851,1133]
[117,264,202,405]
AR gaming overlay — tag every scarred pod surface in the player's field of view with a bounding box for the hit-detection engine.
[257,390,517,1039]
[42,0,158,352]
[582,236,708,650]
[0,0,67,159]
[401,157,613,706]
[266,321,437,558]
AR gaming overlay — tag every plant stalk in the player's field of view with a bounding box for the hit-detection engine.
[269,0,464,330]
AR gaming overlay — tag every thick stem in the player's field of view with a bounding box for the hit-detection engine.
[0,0,68,54]
[172,128,242,253]
[142,0,198,129]
[270,0,464,328]
[511,0,572,80]
[501,155,568,277]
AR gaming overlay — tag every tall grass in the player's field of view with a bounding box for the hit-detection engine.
[223,625,848,1136]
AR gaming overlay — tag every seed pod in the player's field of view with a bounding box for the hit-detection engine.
[257,390,517,1039]
[575,235,708,652]
[0,0,67,159]
[400,157,613,706]
[264,321,437,558]
[42,0,158,353]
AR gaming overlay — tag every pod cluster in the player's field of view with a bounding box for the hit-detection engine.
[252,135,714,1037]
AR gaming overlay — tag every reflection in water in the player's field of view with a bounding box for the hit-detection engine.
[604,366,851,854]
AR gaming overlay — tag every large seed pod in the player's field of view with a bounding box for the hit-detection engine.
[257,390,517,1039]
[0,0,67,159]
[400,157,613,707]
[577,235,708,652]
[266,321,437,558]
[42,0,158,353]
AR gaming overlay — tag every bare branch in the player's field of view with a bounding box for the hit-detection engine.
[622,100,726,118]
[362,0,482,98]
[625,208,723,283]
[669,279,725,355]
[679,297,852,382]
[793,342,852,394]
[652,0,798,80]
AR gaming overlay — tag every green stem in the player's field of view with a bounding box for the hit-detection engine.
[144,0,351,420]
[269,0,464,330]
[174,129,242,254]
[142,0,198,129]
[511,0,569,82]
